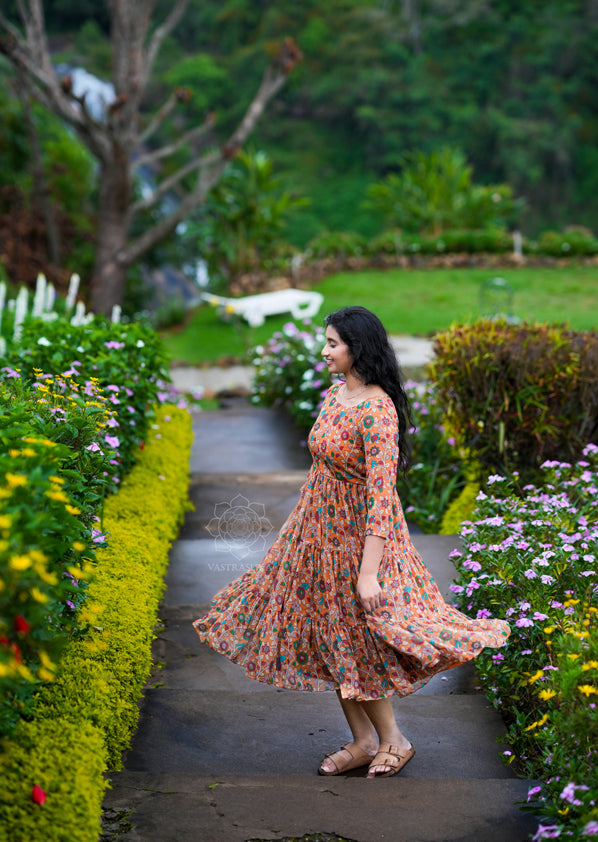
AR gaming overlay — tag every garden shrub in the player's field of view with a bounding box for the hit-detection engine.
[449,448,598,841]
[0,314,176,735]
[430,320,598,483]
[6,316,171,474]
[306,230,368,260]
[0,405,192,842]
[533,228,598,257]
[0,371,115,735]
[252,319,328,430]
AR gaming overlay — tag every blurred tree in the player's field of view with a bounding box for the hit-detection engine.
[185,149,308,287]
[0,1,301,313]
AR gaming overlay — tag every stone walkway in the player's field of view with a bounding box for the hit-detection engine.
[102,401,537,842]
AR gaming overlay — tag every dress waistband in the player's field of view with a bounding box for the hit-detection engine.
[312,464,365,486]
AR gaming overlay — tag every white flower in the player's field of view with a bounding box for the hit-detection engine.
[37,337,51,346]
[136,340,145,348]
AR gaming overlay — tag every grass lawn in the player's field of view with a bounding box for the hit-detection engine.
[162,264,598,365]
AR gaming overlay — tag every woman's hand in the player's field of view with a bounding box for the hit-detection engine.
[357,572,382,614]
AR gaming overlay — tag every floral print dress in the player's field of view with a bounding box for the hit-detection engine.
[193,383,510,700]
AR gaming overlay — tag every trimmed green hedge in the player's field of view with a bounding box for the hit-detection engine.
[0,405,192,842]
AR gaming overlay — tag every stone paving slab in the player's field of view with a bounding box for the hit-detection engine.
[188,405,312,474]
[122,687,511,779]
[104,773,537,842]
[181,471,308,537]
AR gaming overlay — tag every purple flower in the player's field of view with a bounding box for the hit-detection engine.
[583,821,598,835]
[532,825,561,840]
[105,435,120,449]
[105,341,125,349]
[1,367,21,378]
[516,618,534,628]
[527,786,542,802]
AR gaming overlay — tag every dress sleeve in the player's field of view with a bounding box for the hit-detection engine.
[358,399,399,539]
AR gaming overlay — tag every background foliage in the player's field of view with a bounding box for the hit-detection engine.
[2,0,598,275]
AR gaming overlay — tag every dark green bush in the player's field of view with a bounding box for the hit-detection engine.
[533,228,598,257]
[430,319,598,482]
[306,230,368,259]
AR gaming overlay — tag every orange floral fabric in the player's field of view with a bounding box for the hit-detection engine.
[193,383,510,700]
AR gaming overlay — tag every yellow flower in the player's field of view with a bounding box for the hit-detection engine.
[73,541,86,552]
[46,490,68,503]
[567,654,580,660]
[38,668,55,682]
[21,448,35,457]
[543,626,555,635]
[538,689,557,701]
[38,650,55,669]
[65,504,81,516]
[49,475,65,485]
[0,514,12,529]
[9,449,20,457]
[582,661,598,672]
[5,473,27,488]
[578,685,597,696]
[527,670,544,684]
[30,587,49,604]
[9,554,31,571]
[36,568,57,586]
[67,566,85,580]
[524,713,549,731]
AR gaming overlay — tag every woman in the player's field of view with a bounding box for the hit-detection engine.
[193,306,510,778]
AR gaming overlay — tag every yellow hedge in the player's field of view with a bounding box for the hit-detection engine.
[0,405,192,842]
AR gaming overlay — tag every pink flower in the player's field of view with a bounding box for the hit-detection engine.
[31,785,47,805]
[86,443,102,453]
[104,341,125,349]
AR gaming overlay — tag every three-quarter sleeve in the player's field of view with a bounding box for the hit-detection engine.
[358,400,399,539]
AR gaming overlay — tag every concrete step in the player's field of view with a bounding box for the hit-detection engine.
[103,772,537,842]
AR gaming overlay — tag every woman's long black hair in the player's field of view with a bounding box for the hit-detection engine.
[325,306,413,475]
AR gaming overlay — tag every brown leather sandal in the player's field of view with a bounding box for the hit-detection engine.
[366,742,415,778]
[318,743,375,776]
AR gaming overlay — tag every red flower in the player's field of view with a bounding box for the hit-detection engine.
[14,615,30,635]
[139,442,145,450]
[31,785,47,805]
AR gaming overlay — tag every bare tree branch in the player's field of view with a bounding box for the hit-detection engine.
[135,112,216,170]
[138,90,179,145]
[123,41,302,263]
[130,151,220,218]
[144,0,188,86]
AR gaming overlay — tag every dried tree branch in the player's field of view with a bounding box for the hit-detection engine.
[129,151,220,218]
[144,0,188,85]
[137,90,179,145]
[135,112,216,170]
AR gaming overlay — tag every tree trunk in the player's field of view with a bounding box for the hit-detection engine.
[90,152,132,315]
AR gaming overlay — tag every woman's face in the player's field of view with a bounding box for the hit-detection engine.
[321,325,353,376]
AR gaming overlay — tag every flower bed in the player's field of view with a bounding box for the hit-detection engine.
[450,448,598,840]
[0,404,192,842]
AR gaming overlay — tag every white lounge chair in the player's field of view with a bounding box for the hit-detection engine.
[200,289,324,327]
